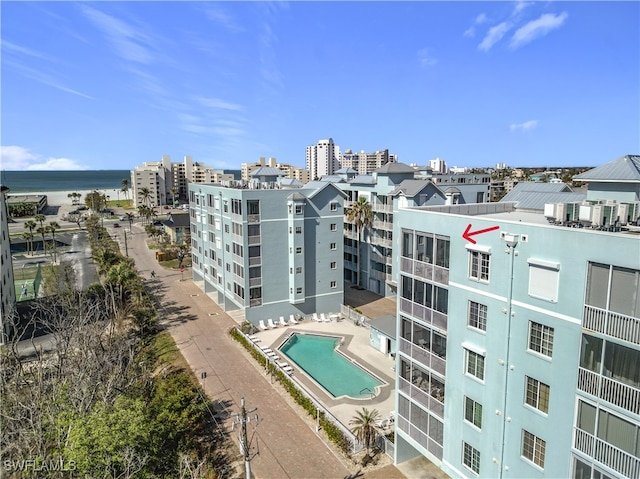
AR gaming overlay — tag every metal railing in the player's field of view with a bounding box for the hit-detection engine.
[583,305,640,345]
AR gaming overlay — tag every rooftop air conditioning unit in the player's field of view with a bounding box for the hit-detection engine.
[566,202,581,223]
[579,203,593,225]
[544,203,557,223]
[618,203,630,226]
[556,203,567,224]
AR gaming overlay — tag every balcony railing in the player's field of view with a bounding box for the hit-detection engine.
[372,203,392,213]
[249,277,261,287]
[250,298,262,307]
[248,235,261,245]
[574,428,640,478]
[248,257,261,266]
[247,214,260,224]
[583,305,640,346]
[577,367,640,415]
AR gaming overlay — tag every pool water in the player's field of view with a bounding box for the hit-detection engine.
[280,334,383,398]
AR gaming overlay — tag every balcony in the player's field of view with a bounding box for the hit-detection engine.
[249,277,261,287]
[248,234,261,245]
[247,214,260,224]
[583,305,640,346]
[248,256,261,266]
[577,367,640,415]
[574,428,640,478]
[372,219,392,231]
[372,203,392,213]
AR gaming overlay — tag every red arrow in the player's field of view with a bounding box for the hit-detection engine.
[462,224,500,244]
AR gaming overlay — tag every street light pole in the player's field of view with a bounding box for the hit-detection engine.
[498,233,519,479]
[231,397,258,479]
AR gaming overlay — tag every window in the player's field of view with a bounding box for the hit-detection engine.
[464,397,482,429]
[296,247,302,254]
[522,430,546,468]
[528,259,560,302]
[463,442,480,475]
[330,242,337,250]
[224,224,229,233]
[528,322,554,357]
[296,267,302,274]
[597,409,640,455]
[330,223,337,231]
[296,287,302,294]
[296,226,302,234]
[436,237,450,268]
[468,301,487,331]
[330,261,337,269]
[469,251,490,281]
[330,281,337,288]
[466,349,485,381]
[525,377,550,413]
[330,202,338,211]
[295,205,303,214]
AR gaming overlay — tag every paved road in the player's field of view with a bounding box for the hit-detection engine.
[124,224,367,479]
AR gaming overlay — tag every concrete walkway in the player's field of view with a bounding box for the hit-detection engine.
[123,224,406,479]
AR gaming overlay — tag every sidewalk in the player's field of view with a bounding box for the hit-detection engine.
[125,224,405,479]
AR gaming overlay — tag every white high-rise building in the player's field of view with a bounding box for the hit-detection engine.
[0,185,16,344]
[306,138,338,180]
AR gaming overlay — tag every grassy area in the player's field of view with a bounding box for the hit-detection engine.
[159,258,192,269]
[106,199,133,209]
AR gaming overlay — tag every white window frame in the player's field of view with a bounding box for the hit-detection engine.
[525,376,550,414]
[466,245,491,282]
[330,281,337,288]
[528,321,554,358]
[464,397,483,429]
[330,261,337,269]
[330,242,337,250]
[465,348,485,381]
[527,259,560,303]
[468,301,487,331]
[462,442,481,475]
[330,223,337,231]
[522,430,546,469]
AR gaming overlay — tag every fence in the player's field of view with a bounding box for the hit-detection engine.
[340,304,372,327]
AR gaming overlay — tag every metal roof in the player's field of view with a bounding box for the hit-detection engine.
[500,183,585,211]
[335,167,357,174]
[573,155,640,182]
[391,179,435,197]
[369,315,397,339]
[375,162,415,174]
[349,175,377,185]
[319,175,346,183]
[249,166,286,177]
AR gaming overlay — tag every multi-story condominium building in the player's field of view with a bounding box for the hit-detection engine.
[0,185,16,344]
[131,155,231,208]
[241,157,310,183]
[306,138,339,180]
[188,173,345,325]
[429,158,448,174]
[339,148,398,175]
[393,154,640,479]
[331,163,491,298]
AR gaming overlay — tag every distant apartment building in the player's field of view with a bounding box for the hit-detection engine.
[393,154,640,479]
[339,149,397,175]
[241,157,310,183]
[0,185,16,344]
[306,138,339,180]
[429,158,448,174]
[131,155,232,208]
[330,163,491,298]
[188,172,345,325]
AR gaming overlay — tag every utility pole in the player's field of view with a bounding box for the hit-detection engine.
[231,397,258,479]
[123,230,129,256]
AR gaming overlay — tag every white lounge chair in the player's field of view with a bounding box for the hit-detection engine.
[268,318,277,329]
[321,313,331,322]
[258,320,267,331]
[260,347,272,353]
[312,313,320,322]
[288,314,298,325]
[279,316,287,327]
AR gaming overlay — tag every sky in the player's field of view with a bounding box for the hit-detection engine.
[1,1,639,171]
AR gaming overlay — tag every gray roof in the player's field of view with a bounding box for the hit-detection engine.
[501,183,585,211]
[349,175,377,185]
[304,181,347,199]
[280,178,303,187]
[335,167,357,174]
[287,192,306,201]
[319,175,346,183]
[369,315,397,339]
[391,179,434,197]
[163,212,191,228]
[376,162,415,174]
[573,155,640,182]
[249,166,286,177]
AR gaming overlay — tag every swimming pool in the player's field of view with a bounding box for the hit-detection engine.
[280,333,384,399]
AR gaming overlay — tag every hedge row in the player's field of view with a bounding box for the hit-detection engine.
[229,327,353,455]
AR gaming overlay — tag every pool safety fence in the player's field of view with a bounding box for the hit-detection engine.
[237,329,368,456]
[340,305,372,328]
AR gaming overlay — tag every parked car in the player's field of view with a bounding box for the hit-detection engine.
[113,223,121,228]
[119,215,127,221]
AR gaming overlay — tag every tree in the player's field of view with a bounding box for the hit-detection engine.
[125,212,136,232]
[36,226,47,255]
[34,213,46,229]
[346,196,373,288]
[47,221,61,262]
[85,190,106,212]
[139,187,151,207]
[121,178,130,201]
[170,186,179,206]
[349,407,381,458]
[24,220,36,256]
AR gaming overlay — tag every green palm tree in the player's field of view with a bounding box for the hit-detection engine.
[21,232,32,256]
[24,220,37,256]
[36,226,47,255]
[349,407,381,457]
[170,186,179,206]
[47,221,61,262]
[346,196,373,288]
[34,213,46,229]
[139,187,151,207]
[105,260,138,311]
[121,179,130,200]
[125,212,136,232]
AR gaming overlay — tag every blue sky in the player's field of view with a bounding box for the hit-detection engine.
[1,1,638,171]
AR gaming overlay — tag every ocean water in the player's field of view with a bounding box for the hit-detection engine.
[1,169,242,193]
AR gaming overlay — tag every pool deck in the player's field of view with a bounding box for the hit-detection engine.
[250,318,398,430]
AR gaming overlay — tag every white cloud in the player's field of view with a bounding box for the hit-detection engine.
[463,13,488,38]
[81,5,155,64]
[476,13,488,24]
[203,5,244,33]
[197,97,244,111]
[509,120,539,132]
[478,22,512,51]
[0,146,88,170]
[512,1,532,17]
[510,12,568,49]
[417,47,437,67]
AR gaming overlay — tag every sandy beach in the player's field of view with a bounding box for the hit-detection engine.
[12,189,127,207]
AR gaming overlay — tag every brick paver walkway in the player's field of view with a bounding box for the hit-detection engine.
[124,224,405,479]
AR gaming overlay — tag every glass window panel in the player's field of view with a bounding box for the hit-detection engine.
[603,340,640,388]
[586,262,610,309]
[577,400,596,435]
[610,266,639,317]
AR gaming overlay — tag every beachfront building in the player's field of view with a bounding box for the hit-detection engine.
[131,155,231,208]
[339,148,398,176]
[306,138,339,180]
[393,154,640,479]
[241,157,310,183]
[0,185,16,344]
[331,163,490,298]
[188,175,345,325]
